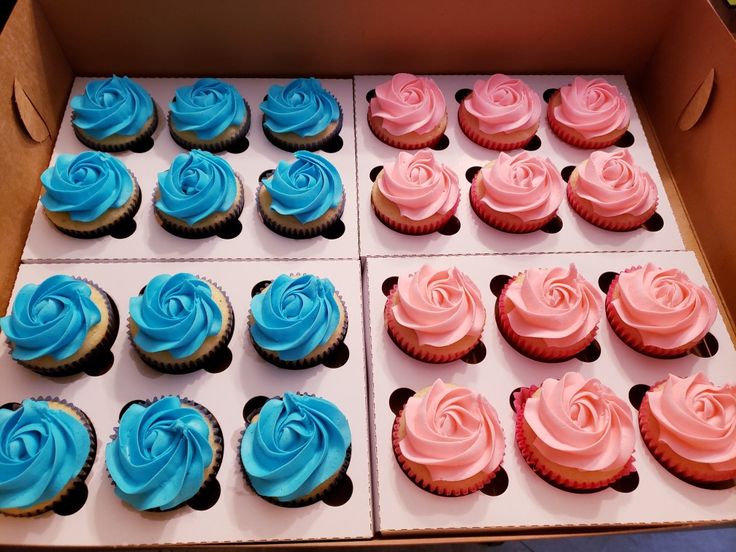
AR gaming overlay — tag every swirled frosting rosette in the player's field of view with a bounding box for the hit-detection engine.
[0,275,118,376]
[459,74,541,150]
[497,264,603,361]
[386,265,485,363]
[568,150,658,230]
[128,273,234,373]
[606,264,717,357]
[258,151,345,239]
[0,399,95,516]
[260,78,342,152]
[639,373,736,483]
[168,78,250,152]
[393,379,505,496]
[155,150,244,238]
[240,393,351,505]
[71,75,157,151]
[469,152,564,233]
[515,372,636,490]
[547,77,630,148]
[249,274,347,368]
[371,149,460,235]
[105,396,222,511]
[40,151,141,238]
[368,73,448,149]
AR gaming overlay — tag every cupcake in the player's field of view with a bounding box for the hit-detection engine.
[393,379,505,496]
[368,73,447,149]
[606,264,717,358]
[0,275,119,376]
[40,152,141,238]
[639,372,736,483]
[371,150,459,235]
[567,150,658,231]
[128,273,234,374]
[0,398,95,516]
[514,372,636,490]
[105,396,223,512]
[257,151,345,239]
[469,151,564,233]
[458,74,541,150]
[248,274,348,369]
[260,78,342,152]
[386,265,485,363]
[240,393,351,506]
[497,264,602,361]
[547,77,630,149]
[168,78,250,152]
[70,75,157,151]
[154,150,244,238]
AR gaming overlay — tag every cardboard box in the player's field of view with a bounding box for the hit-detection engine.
[2,0,735,546]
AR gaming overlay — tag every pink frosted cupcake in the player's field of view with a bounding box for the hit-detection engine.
[606,264,717,358]
[469,152,563,233]
[393,379,505,496]
[368,74,447,149]
[497,264,603,361]
[547,77,630,149]
[458,74,541,150]
[385,265,485,363]
[639,372,736,483]
[515,372,636,490]
[371,149,459,235]
[567,150,658,231]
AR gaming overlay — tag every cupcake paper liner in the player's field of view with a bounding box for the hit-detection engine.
[106,396,223,513]
[469,177,556,233]
[47,176,142,239]
[168,102,252,153]
[392,408,499,496]
[546,106,622,149]
[639,391,736,484]
[371,189,459,236]
[14,279,119,377]
[256,184,346,240]
[496,279,598,362]
[1,397,97,517]
[238,417,352,508]
[73,108,159,153]
[262,96,343,152]
[154,174,245,239]
[458,105,536,151]
[248,287,349,369]
[367,113,445,150]
[128,278,235,374]
[385,285,480,363]
[514,387,635,491]
[605,270,698,358]
[566,183,656,232]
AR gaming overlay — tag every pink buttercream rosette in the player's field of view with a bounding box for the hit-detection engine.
[638,373,736,484]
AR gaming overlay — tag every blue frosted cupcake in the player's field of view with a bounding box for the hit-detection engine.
[0,398,96,516]
[168,78,250,153]
[71,76,157,152]
[260,78,342,152]
[105,396,223,512]
[40,152,141,238]
[0,275,119,376]
[240,393,351,506]
[248,274,348,369]
[128,273,234,374]
[154,150,244,238]
[257,151,345,239]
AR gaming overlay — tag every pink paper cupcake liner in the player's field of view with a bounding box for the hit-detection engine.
[514,387,635,490]
[385,285,479,363]
[392,409,498,496]
[372,194,459,236]
[469,177,556,233]
[458,107,534,151]
[566,184,655,232]
[546,108,621,149]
